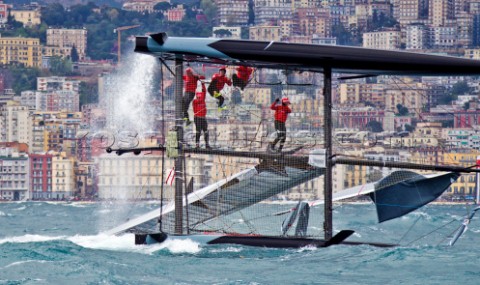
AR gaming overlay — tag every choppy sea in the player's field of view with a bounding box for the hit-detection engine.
[1,201,479,285]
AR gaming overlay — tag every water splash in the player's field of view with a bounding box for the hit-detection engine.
[103,52,158,134]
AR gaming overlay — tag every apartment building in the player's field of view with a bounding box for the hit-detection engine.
[249,26,282,41]
[0,36,42,67]
[29,153,53,199]
[10,9,41,26]
[0,150,29,201]
[217,0,249,26]
[0,101,31,144]
[46,28,87,61]
[363,30,402,50]
[52,154,75,199]
[37,76,80,92]
[406,24,429,50]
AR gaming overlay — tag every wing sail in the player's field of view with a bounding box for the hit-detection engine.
[309,171,459,223]
[135,33,480,76]
[371,171,460,222]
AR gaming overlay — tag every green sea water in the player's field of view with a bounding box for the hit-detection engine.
[0,202,479,285]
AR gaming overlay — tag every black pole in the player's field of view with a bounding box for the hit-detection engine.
[174,57,184,234]
[323,66,333,240]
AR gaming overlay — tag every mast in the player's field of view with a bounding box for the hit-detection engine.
[476,156,480,204]
[174,57,184,234]
[323,66,333,240]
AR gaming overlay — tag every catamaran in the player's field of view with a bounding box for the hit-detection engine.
[105,33,480,248]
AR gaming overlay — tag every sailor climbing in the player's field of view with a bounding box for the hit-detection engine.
[232,65,254,91]
[183,67,205,125]
[207,66,232,111]
[193,82,211,149]
[269,97,292,152]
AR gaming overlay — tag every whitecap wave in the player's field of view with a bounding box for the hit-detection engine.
[210,246,243,253]
[159,238,202,254]
[68,234,202,255]
[0,234,65,245]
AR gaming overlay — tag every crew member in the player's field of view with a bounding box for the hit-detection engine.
[207,66,232,110]
[193,82,211,149]
[183,67,205,124]
[232,65,254,91]
[269,97,292,152]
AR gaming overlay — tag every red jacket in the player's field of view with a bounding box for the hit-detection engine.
[210,73,232,91]
[236,66,253,81]
[270,102,291,123]
[183,74,205,93]
[193,84,207,117]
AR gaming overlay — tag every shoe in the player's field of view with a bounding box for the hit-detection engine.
[213,91,221,98]
[195,143,200,149]
[205,145,212,149]
[183,117,191,126]
[218,106,228,111]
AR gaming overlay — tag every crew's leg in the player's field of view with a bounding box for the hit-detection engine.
[277,122,286,152]
[201,118,210,148]
[217,95,225,108]
[270,120,281,150]
[183,91,195,120]
[232,74,241,88]
[194,117,201,148]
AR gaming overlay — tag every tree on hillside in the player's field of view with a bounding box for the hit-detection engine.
[200,0,217,24]
[332,24,354,46]
[71,46,80,62]
[365,120,383,133]
[9,66,42,94]
[213,29,232,38]
[7,13,23,29]
[41,3,67,26]
[396,104,409,116]
[154,2,171,12]
[451,81,471,95]
[49,56,73,76]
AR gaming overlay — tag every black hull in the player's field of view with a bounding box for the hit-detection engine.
[208,236,396,248]
[135,230,397,249]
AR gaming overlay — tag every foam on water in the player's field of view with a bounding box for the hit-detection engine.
[68,233,202,255]
[0,234,65,244]
[160,238,202,254]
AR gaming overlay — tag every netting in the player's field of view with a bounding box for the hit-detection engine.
[103,62,479,240]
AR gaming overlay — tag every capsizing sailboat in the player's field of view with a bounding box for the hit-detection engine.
[105,33,480,248]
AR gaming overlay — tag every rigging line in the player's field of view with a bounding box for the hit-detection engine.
[404,218,457,246]
[397,215,422,244]
[183,151,189,234]
[158,58,175,76]
[238,210,259,234]
[438,222,464,246]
